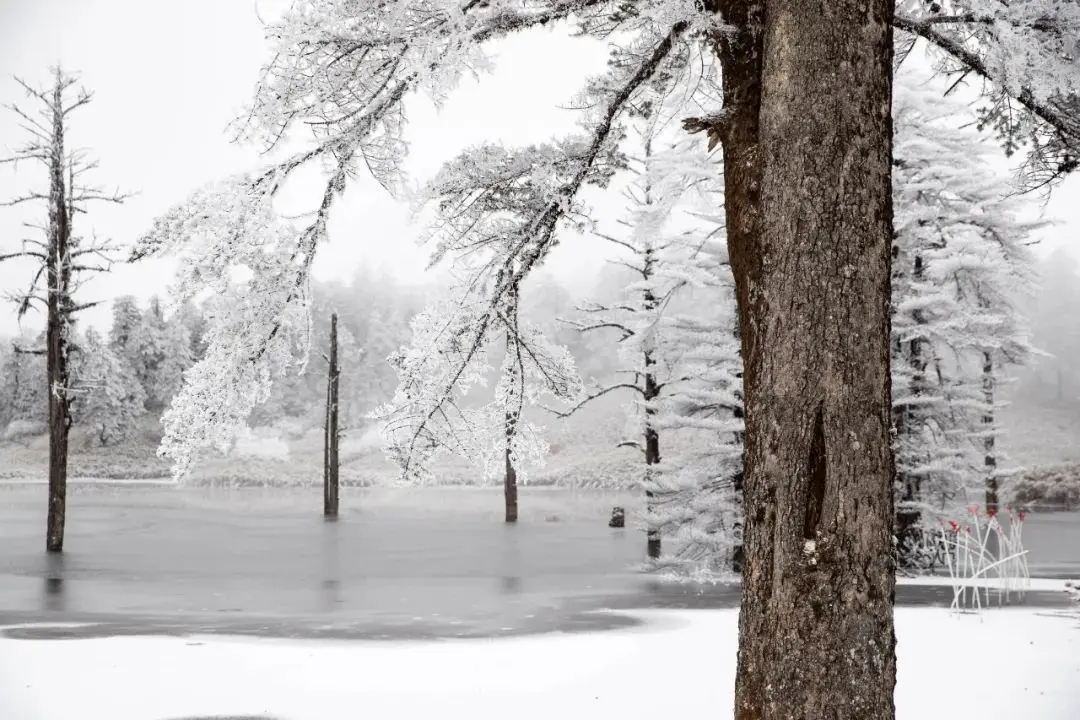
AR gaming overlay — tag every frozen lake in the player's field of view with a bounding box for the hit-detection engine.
[0,486,1076,640]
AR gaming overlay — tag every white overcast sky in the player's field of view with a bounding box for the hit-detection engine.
[1,0,1077,337]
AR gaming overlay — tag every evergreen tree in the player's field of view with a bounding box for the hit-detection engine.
[891,67,1042,566]
[126,296,194,412]
[72,328,146,445]
[651,232,744,573]
[109,295,143,359]
[0,332,48,429]
[561,128,743,568]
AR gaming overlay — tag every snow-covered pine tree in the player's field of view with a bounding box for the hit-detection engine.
[176,302,209,362]
[0,342,12,429]
[72,328,146,445]
[557,120,743,568]
[129,0,1080,713]
[109,295,143,359]
[131,0,1079,482]
[895,0,1080,190]
[373,250,582,503]
[560,142,684,557]
[650,229,744,574]
[891,67,1043,566]
[140,191,315,476]
[0,332,48,430]
[134,297,194,412]
[108,295,195,413]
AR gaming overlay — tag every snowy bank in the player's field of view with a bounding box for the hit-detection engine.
[1,608,1077,720]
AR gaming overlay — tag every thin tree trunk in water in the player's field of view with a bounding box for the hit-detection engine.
[983,352,998,515]
[641,238,661,559]
[46,75,71,555]
[504,280,520,524]
[324,313,339,519]
[504,409,518,523]
[643,343,660,559]
[729,0,899,716]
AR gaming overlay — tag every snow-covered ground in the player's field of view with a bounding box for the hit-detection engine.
[1,607,1076,720]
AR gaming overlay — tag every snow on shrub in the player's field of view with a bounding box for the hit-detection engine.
[1010,464,1080,511]
[3,420,46,442]
[231,427,290,460]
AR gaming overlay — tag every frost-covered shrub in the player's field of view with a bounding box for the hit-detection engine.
[3,420,46,442]
[232,427,291,460]
[271,417,308,442]
[1011,465,1080,511]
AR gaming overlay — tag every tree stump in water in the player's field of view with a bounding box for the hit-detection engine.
[608,506,626,528]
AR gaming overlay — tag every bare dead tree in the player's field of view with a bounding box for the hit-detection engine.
[0,68,128,553]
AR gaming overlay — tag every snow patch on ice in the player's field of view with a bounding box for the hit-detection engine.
[0,608,1077,720]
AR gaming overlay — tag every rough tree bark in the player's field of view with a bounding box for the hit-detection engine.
[699,0,763,578]
[504,407,519,523]
[642,265,662,559]
[44,77,72,554]
[0,69,125,554]
[504,280,520,524]
[731,317,746,572]
[983,352,998,515]
[324,312,340,519]
[712,0,899,716]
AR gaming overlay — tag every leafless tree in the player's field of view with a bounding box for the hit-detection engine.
[0,68,128,552]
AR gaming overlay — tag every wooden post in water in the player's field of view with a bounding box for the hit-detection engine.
[324,313,340,518]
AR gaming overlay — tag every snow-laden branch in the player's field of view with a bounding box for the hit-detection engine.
[372,24,687,482]
[373,270,583,482]
[894,0,1080,190]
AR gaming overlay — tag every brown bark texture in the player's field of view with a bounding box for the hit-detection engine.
[46,78,72,554]
[643,265,661,559]
[713,0,900,717]
[504,413,519,523]
[983,352,998,514]
[324,313,340,518]
[504,280,520,524]
[709,0,764,577]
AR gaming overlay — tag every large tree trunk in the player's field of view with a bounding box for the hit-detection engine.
[323,313,340,519]
[708,0,762,582]
[45,77,71,555]
[731,318,746,573]
[728,0,899,716]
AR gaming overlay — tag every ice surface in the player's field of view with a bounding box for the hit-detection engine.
[0,608,1077,720]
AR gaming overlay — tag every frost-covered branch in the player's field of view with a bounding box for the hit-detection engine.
[374,25,687,481]
[895,0,1080,190]
[891,66,1042,567]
